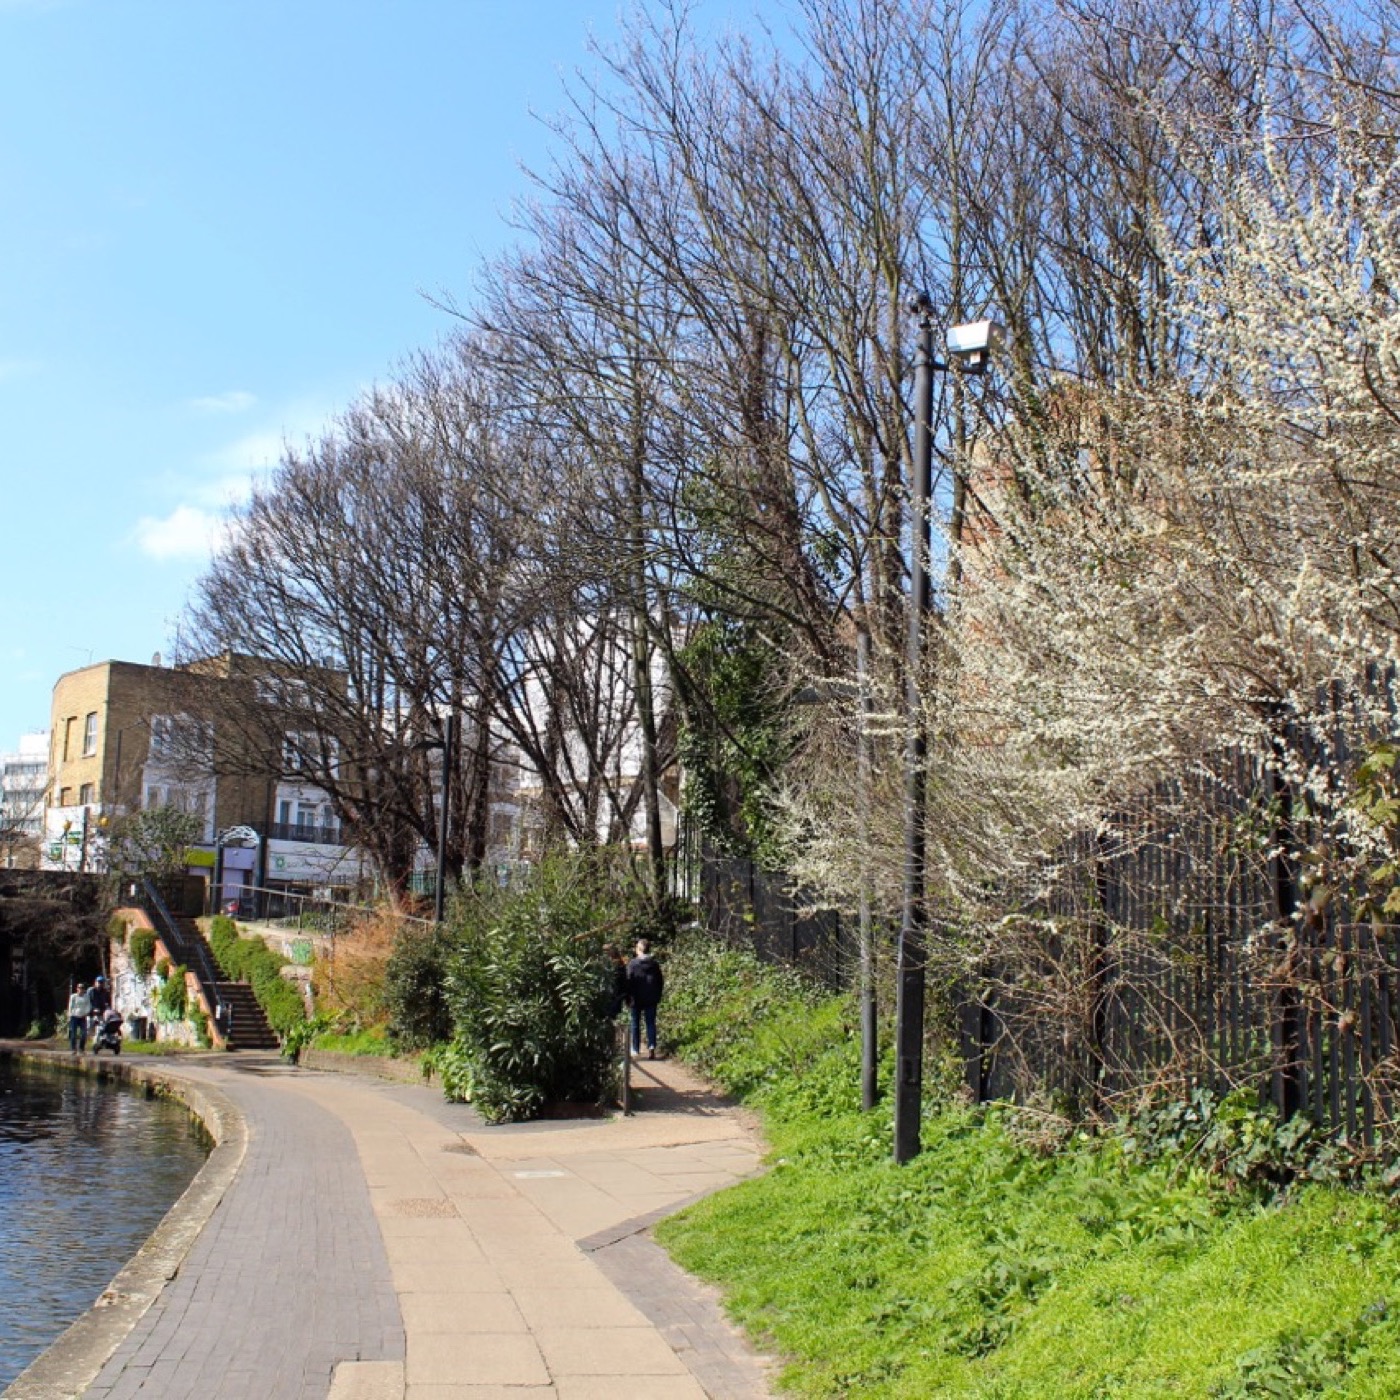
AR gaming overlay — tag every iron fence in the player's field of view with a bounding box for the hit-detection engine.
[962,739,1400,1148]
[696,838,853,989]
[692,697,1400,1149]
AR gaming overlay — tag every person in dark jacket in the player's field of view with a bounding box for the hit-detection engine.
[626,939,664,1059]
[604,944,629,1019]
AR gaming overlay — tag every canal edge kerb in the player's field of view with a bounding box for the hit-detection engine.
[0,1048,248,1400]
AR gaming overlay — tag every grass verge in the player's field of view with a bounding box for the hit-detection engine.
[309,1026,393,1056]
[655,936,1400,1398]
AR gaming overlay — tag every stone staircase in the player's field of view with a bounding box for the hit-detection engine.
[212,980,281,1051]
[169,915,281,1052]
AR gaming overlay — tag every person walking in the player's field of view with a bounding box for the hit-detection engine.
[626,939,664,1060]
[67,982,92,1054]
[604,944,629,1020]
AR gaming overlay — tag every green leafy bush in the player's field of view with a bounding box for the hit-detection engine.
[1122,1086,1354,1191]
[385,926,454,1050]
[189,1007,211,1048]
[422,1036,473,1102]
[128,928,157,979]
[281,1012,334,1062]
[207,913,307,1040]
[156,965,188,1021]
[439,855,628,1123]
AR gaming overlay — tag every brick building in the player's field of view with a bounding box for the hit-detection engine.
[43,657,364,906]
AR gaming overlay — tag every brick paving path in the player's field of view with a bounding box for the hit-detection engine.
[84,1062,403,1400]
[34,1052,772,1399]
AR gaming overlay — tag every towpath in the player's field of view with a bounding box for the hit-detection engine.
[3,1050,773,1400]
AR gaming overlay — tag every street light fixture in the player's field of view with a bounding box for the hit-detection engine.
[893,295,1001,1165]
[413,713,458,924]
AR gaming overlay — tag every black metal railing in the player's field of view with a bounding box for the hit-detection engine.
[139,876,228,1038]
[219,881,431,934]
[266,821,344,845]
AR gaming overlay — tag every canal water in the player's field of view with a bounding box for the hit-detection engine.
[0,1058,210,1390]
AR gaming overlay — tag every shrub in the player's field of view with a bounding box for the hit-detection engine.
[128,928,157,979]
[154,956,171,982]
[440,854,631,1123]
[385,926,454,1050]
[207,913,307,1041]
[312,907,399,1029]
[189,1007,211,1048]
[156,965,188,1021]
[281,1012,334,1062]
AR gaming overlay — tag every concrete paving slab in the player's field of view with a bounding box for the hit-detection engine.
[407,1332,549,1387]
[326,1360,405,1400]
[398,1293,528,1336]
[534,1325,692,1378]
[407,1388,555,1400]
[508,1288,650,1331]
[389,1261,508,1295]
[554,1378,710,1400]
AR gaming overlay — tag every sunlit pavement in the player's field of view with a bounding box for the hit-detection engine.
[5,1047,772,1399]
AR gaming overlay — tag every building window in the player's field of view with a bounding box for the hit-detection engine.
[149,714,213,763]
[82,712,98,757]
[78,783,94,806]
[283,732,310,774]
[149,715,173,757]
[145,786,161,809]
[278,799,292,826]
[59,787,72,807]
[62,718,74,762]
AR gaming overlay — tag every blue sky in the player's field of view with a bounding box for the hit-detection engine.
[0,0,751,748]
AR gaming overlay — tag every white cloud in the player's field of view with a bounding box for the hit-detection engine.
[189,390,256,415]
[132,396,336,564]
[130,505,224,562]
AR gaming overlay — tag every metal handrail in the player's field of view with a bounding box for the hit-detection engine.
[222,881,434,933]
[139,876,227,1036]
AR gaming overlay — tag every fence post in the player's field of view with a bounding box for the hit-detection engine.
[1270,724,1305,1120]
[617,1018,632,1115]
[1088,829,1113,1118]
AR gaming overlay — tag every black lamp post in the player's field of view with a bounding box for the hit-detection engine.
[415,713,458,924]
[893,296,1000,1165]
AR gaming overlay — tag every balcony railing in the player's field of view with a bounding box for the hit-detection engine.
[267,821,344,846]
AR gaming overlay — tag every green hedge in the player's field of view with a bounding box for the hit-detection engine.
[156,964,188,1021]
[128,928,157,979]
[207,914,307,1039]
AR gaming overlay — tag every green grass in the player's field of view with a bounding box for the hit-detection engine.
[656,937,1400,1398]
[309,1026,392,1056]
[117,1039,213,1055]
